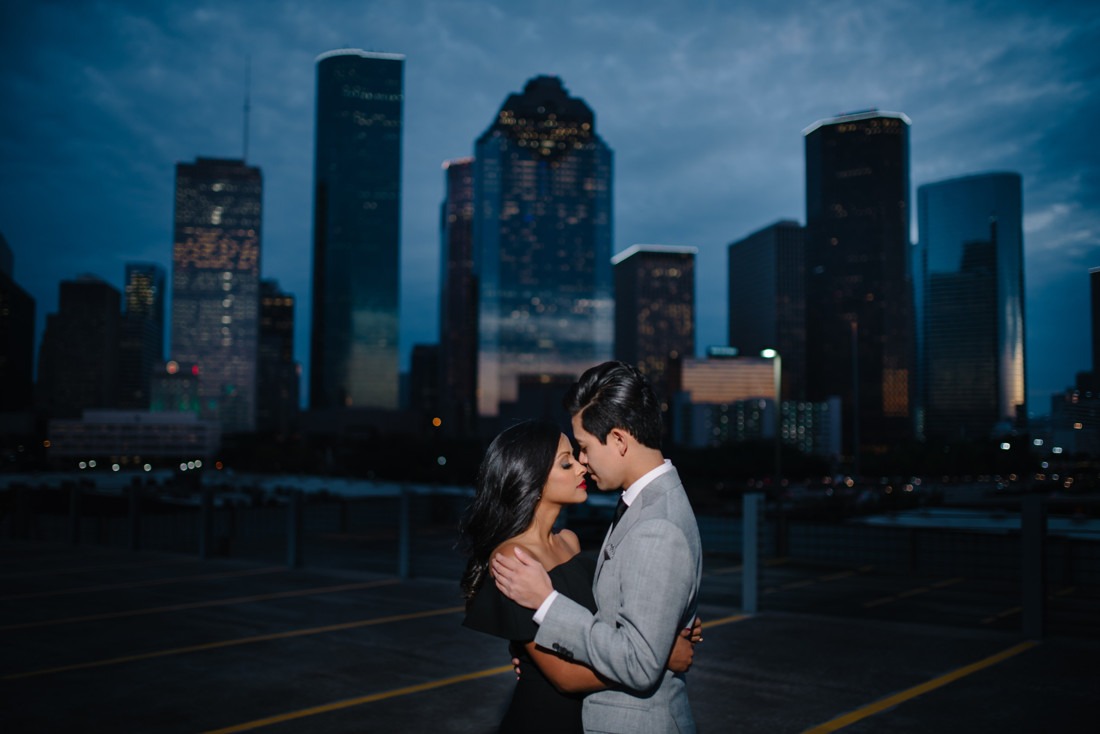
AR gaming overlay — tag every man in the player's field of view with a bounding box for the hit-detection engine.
[492,360,703,733]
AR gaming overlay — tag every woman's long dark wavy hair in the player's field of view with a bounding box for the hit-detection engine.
[458,420,562,600]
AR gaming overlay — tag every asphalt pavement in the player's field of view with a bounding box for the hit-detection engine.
[1,537,1096,733]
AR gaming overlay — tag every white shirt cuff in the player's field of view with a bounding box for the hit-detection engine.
[532,590,560,624]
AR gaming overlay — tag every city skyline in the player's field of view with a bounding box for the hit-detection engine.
[1,0,1096,418]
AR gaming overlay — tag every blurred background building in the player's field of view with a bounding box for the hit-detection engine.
[437,157,478,438]
[170,157,262,434]
[473,75,613,424]
[309,49,404,411]
[917,172,1026,441]
[728,219,806,401]
[803,110,915,469]
[613,244,696,414]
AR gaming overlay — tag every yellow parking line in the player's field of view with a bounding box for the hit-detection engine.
[0,579,399,632]
[803,641,1038,733]
[3,605,465,681]
[0,556,195,580]
[981,606,1021,625]
[701,613,751,629]
[202,614,755,734]
[202,664,514,734]
[0,566,285,601]
[864,578,964,608]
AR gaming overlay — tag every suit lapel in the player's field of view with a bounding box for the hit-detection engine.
[593,470,680,584]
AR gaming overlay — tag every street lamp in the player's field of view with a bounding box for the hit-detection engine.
[761,349,782,487]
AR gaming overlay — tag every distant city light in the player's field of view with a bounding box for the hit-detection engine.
[432,417,442,428]
[88,459,97,468]
[1053,447,1063,454]
[437,456,447,466]
[1000,442,1011,450]
[1033,438,1044,446]
[166,360,179,374]
[78,461,87,469]
[111,464,120,472]
[143,464,152,472]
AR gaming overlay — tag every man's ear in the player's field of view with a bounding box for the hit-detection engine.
[609,428,629,456]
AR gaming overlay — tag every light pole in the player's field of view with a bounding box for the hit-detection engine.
[761,349,782,487]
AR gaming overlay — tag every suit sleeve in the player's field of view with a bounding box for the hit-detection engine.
[533,517,696,692]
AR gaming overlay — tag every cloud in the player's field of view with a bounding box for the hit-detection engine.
[1,0,1096,414]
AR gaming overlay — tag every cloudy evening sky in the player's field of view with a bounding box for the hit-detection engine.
[2,0,1097,417]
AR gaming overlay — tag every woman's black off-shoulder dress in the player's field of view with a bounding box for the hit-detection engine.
[463,553,598,733]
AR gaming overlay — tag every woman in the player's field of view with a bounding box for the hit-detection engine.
[459,420,699,733]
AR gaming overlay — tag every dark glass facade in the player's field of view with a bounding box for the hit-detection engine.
[474,76,613,418]
[727,220,806,400]
[804,110,915,460]
[438,157,477,436]
[36,276,120,418]
[171,157,262,433]
[257,279,298,438]
[613,244,696,405]
[117,263,165,410]
[917,172,1025,439]
[0,233,36,412]
[310,49,404,410]
[1093,267,1100,377]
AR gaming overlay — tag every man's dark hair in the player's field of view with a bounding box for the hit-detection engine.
[563,360,663,449]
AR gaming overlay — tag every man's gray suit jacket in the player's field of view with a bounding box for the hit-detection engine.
[534,467,702,733]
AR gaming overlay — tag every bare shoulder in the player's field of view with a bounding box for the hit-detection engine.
[492,540,539,564]
[555,528,582,554]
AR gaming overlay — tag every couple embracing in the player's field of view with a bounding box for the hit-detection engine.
[460,360,704,733]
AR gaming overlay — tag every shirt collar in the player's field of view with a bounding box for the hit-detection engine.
[620,459,673,508]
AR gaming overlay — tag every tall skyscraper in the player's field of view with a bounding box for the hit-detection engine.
[728,220,806,400]
[613,244,696,405]
[917,172,1025,439]
[310,49,404,410]
[0,232,36,412]
[117,262,165,410]
[473,75,613,419]
[804,110,915,463]
[257,279,298,437]
[171,157,262,433]
[438,157,478,436]
[36,276,120,418]
[1091,267,1100,382]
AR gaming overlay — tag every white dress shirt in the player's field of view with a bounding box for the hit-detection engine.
[533,460,674,623]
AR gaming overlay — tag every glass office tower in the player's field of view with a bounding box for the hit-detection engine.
[310,49,404,410]
[439,157,478,436]
[36,276,121,418]
[728,220,806,401]
[0,233,35,412]
[917,172,1025,439]
[613,244,696,404]
[117,263,165,409]
[257,279,299,438]
[473,75,613,418]
[804,110,915,462]
[171,157,261,433]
